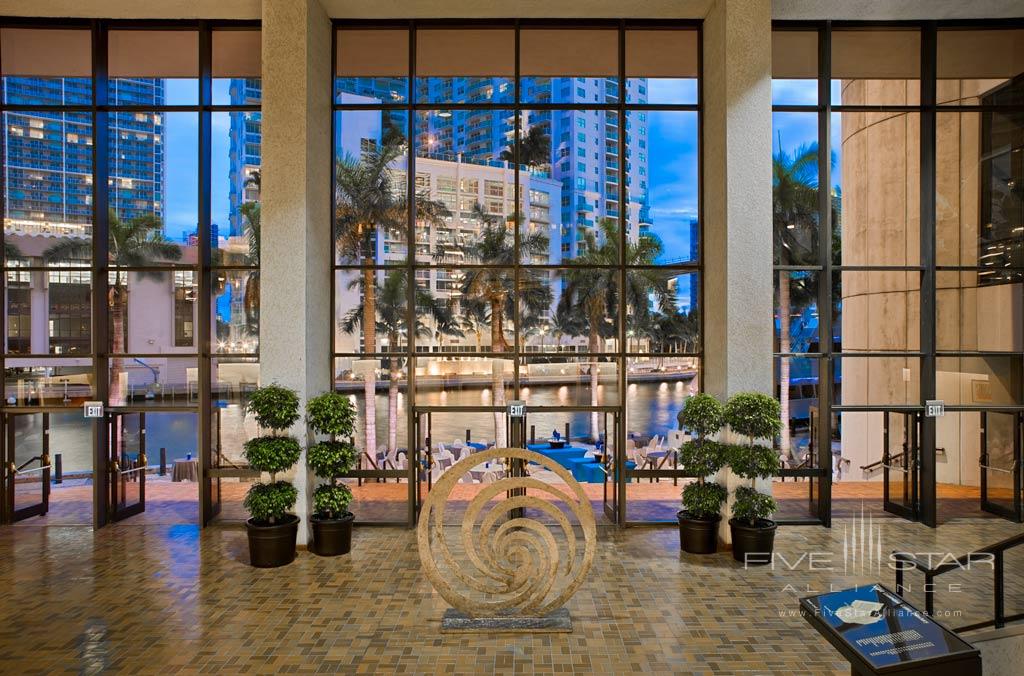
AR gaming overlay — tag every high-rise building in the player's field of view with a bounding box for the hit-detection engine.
[3,77,165,236]
[227,78,262,238]
[415,77,650,261]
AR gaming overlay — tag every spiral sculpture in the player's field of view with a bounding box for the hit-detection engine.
[417,447,597,618]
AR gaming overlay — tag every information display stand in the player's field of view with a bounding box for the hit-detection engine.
[800,584,980,676]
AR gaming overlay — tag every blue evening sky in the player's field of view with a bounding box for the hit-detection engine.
[161,79,235,242]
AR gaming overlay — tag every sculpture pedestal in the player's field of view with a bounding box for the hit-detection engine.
[440,607,572,633]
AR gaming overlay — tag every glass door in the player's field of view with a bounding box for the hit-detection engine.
[882,410,920,520]
[980,411,1023,522]
[3,413,51,522]
[108,412,146,521]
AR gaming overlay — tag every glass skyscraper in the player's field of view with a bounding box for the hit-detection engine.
[3,77,165,236]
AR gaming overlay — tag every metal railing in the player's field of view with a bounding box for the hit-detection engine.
[894,531,1024,632]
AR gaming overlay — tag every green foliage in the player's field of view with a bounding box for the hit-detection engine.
[306,392,357,438]
[244,435,302,475]
[244,481,298,523]
[728,443,780,481]
[724,392,782,442]
[681,481,727,520]
[307,441,358,479]
[313,483,354,519]
[731,486,778,526]
[677,393,724,439]
[678,440,728,478]
[246,384,301,431]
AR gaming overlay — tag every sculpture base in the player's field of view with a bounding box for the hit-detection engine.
[440,607,572,633]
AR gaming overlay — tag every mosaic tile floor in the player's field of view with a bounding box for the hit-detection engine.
[0,517,1021,674]
[11,477,1010,528]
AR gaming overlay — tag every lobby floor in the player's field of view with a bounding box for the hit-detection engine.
[11,477,1015,527]
[0,518,1021,674]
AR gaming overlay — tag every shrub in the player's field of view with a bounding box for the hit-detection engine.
[306,392,357,438]
[306,392,360,516]
[681,481,727,520]
[677,393,728,519]
[731,486,778,526]
[244,435,302,477]
[723,392,782,444]
[307,441,358,479]
[313,483,353,519]
[678,439,728,478]
[727,443,779,481]
[677,393,724,439]
[246,384,301,431]
[244,481,298,524]
[724,391,782,528]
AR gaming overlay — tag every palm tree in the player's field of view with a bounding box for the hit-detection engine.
[341,270,461,455]
[773,139,829,459]
[459,297,490,353]
[499,125,550,169]
[43,209,182,404]
[560,219,674,436]
[335,138,450,457]
[240,171,261,336]
[551,303,583,352]
[460,206,551,446]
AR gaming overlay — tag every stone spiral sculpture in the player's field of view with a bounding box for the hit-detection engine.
[417,447,597,619]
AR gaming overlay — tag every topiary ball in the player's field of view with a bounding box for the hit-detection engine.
[244,435,302,474]
[246,384,301,431]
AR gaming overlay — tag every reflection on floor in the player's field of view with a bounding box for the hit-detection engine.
[0,518,1021,673]
[11,475,206,527]
[12,475,1017,526]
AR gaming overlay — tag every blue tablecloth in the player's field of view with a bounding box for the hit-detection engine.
[465,442,488,450]
[566,456,598,481]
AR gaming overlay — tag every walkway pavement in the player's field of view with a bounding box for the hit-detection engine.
[0,518,1020,673]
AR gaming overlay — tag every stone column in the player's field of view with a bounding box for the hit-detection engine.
[702,0,773,542]
[260,0,332,545]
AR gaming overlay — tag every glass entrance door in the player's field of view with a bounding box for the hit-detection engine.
[980,411,1023,522]
[882,410,920,520]
[520,407,619,525]
[412,406,620,526]
[108,412,146,521]
[3,413,51,522]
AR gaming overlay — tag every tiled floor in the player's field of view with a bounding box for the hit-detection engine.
[11,476,1013,527]
[0,517,1021,674]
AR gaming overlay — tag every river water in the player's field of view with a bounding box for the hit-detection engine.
[12,378,696,473]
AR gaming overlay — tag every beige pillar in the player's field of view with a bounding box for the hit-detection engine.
[260,0,332,545]
[702,0,773,401]
[702,0,773,542]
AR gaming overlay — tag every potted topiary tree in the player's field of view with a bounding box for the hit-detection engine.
[677,393,728,554]
[306,392,358,556]
[243,384,302,568]
[724,392,782,564]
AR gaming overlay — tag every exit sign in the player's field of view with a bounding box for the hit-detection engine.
[508,400,526,418]
[925,400,945,418]
[83,401,104,418]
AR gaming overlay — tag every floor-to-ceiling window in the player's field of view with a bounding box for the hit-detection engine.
[332,21,701,526]
[0,21,261,528]
[772,22,1024,527]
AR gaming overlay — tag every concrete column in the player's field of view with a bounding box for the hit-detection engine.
[260,0,332,545]
[702,0,773,542]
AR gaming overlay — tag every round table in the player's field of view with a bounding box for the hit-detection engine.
[172,458,198,482]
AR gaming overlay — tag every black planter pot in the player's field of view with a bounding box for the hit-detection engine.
[246,514,299,568]
[677,511,721,554]
[311,512,355,556]
[729,518,777,565]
